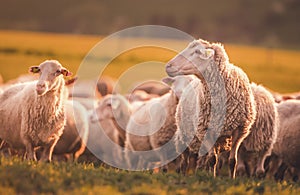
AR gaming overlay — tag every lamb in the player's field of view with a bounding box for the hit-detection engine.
[52,100,89,161]
[236,83,278,178]
[0,60,71,162]
[266,100,300,181]
[125,75,196,171]
[166,39,256,178]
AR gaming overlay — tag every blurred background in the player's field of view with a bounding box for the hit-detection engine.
[0,0,299,93]
[0,0,299,48]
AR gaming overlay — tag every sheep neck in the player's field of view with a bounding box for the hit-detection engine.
[36,77,65,121]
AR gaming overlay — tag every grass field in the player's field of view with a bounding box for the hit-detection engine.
[0,157,299,195]
[0,30,300,194]
[0,30,299,93]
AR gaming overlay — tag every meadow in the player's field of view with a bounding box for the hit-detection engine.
[0,30,300,194]
[0,30,300,93]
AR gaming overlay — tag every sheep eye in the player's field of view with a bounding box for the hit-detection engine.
[54,70,61,76]
[195,49,201,54]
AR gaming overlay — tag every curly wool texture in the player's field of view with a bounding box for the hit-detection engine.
[175,40,256,155]
[242,83,278,153]
[0,78,66,150]
[273,100,300,169]
[53,100,89,160]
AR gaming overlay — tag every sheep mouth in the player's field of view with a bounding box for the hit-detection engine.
[36,89,47,96]
[165,68,179,77]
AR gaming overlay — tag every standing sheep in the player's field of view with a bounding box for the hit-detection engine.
[236,83,278,178]
[166,39,256,178]
[125,75,196,171]
[267,100,300,181]
[0,60,71,162]
[91,94,132,148]
[52,100,89,161]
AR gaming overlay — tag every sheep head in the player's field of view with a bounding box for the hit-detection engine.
[165,39,215,78]
[91,94,122,122]
[29,60,72,96]
[162,75,197,98]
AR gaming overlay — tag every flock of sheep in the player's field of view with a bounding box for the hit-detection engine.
[0,39,299,182]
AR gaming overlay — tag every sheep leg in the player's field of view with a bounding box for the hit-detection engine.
[73,142,86,162]
[229,128,246,179]
[177,149,189,175]
[40,137,59,162]
[236,149,247,177]
[23,138,36,161]
[255,151,269,178]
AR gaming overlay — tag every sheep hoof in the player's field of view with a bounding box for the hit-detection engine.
[256,170,265,179]
[236,166,247,177]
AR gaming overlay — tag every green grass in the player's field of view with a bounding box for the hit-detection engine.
[0,156,299,195]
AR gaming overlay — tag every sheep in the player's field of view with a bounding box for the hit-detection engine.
[90,94,132,148]
[166,39,256,178]
[52,100,89,161]
[266,100,300,181]
[236,83,278,178]
[87,114,122,165]
[0,60,71,162]
[97,76,119,96]
[125,75,196,171]
[131,80,170,96]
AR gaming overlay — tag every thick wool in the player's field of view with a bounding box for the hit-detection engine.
[272,100,300,177]
[236,83,278,177]
[167,39,257,178]
[0,60,69,161]
[53,100,89,161]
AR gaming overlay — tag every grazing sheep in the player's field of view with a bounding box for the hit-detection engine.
[267,100,300,181]
[166,39,256,178]
[236,83,278,178]
[125,75,196,170]
[126,90,159,102]
[131,80,170,96]
[97,76,118,96]
[70,79,102,99]
[52,100,89,161]
[0,60,71,162]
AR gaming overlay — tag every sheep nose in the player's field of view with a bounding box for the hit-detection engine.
[37,83,46,89]
[166,63,172,69]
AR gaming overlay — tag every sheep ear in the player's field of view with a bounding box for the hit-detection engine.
[162,77,174,86]
[111,99,120,109]
[61,68,72,76]
[29,66,40,73]
[199,48,215,60]
[65,76,78,86]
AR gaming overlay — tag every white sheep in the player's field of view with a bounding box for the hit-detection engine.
[267,100,300,181]
[87,95,129,165]
[166,39,256,178]
[236,83,278,178]
[125,75,196,171]
[91,94,132,148]
[0,60,71,162]
[52,100,89,161]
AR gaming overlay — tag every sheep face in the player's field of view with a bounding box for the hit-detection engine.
[29,60,71,96]
[162,75,197,98]
[165,40,214,78]
[92,95,121,121]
